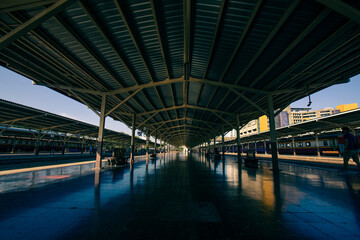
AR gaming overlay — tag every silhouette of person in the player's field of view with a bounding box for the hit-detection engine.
[340,127,360,173]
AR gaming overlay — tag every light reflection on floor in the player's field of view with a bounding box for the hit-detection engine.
[0,152,359,239]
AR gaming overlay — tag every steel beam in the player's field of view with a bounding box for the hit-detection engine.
[0,0,75,50]
[130,113,136,162]
[267,94,278,172]
[316,0,360,24]
[95,95,107,169]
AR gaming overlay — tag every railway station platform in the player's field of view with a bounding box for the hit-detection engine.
[1,152,360,240]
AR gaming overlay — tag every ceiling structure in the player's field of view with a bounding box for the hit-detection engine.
[0,99,147,146]
[0,0,359,148]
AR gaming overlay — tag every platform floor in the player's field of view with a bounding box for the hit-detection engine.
[1,152,360,240]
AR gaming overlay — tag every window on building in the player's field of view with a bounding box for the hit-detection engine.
[306,142,311,147]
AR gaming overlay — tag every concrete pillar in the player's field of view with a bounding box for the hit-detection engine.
[236,113,241,163]
[34,131,41,155]
[61,141,66,155]
[315,132,320,157]
[154,132,157,154]
[222,126,225,159]
[146,129,149,161]
[160,139,162,159]
[11,137,17,154]
[268,94,279,172]
[95,95,107,169]
[292,136,296,155]
[80,137,84,155]
[263,140,266,154]
[213,135,216,153]
[130,113,136,162]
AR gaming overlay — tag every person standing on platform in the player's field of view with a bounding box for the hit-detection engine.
[340,127,360,173]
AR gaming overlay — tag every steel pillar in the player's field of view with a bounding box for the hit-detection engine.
[236,113,241,163]
[292,136,296,155]
[34,131,41,155]
[213,135,216,152]
[130,113,136,162]
[154,132,157,154]
[95,95,107,169]
[146,128,149,161]
[315,132,320,157]
[267,94,279,172]
[11,137,17,154]
[222,126,225,159]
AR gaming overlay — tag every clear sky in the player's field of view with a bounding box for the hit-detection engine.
[290,75,360,110]
[0,66,359,135]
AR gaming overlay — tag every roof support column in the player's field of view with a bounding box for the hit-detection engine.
[95,95,107,169]
[222,126,225,159]
[146,128,149,162]
[267,94,279,172]
[34,131,42,155]
[236,113,241,163]
[154,132,157,155]
[213,134,216,153]
[292,136,296,155]
[315,132,320,157]
[80,136,85,155]
[130,113,136,162]
[159,138,162,159]
[11,137,17,154]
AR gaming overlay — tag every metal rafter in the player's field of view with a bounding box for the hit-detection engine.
[0,0,76,50]
[150,0,178,127]
[316,0,360,24]
[274,25,359,90]
[234,0,301,86]
[250,8,331,88]
[218,0,263,83]
[1,114,46,124]
[6,11,142,124]
[6,13,109,91]
[158,124,209,134]
[54,14,151,122]
[193,1,227,131]
[113,0,170,125]
[204,1,298,129]
[196,0,259,130]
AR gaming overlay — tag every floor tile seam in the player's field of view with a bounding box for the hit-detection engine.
[308,222,359,238]
[287,211,360,237]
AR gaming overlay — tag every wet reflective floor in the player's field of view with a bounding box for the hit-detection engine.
[0,152,360,239]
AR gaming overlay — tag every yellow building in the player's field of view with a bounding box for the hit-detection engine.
[336,103,358,112]
[259,115,268,132]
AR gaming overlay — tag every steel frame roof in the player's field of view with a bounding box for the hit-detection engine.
[0,99,145,145]
[0,0,359,147]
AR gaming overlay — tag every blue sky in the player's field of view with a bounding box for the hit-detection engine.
[1,66,359,135]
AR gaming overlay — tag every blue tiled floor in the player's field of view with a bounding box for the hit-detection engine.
[0,152,360,239]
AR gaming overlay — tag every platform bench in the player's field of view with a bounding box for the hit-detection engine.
[322,150,339,156]
[244,150,258,168]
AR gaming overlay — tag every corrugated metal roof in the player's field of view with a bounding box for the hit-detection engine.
[0,99,146,145]
[0,0,359,147]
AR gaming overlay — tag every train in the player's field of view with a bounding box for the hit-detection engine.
[0,127,97,154]
[213,133,360,157]
[0,127,150,155]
